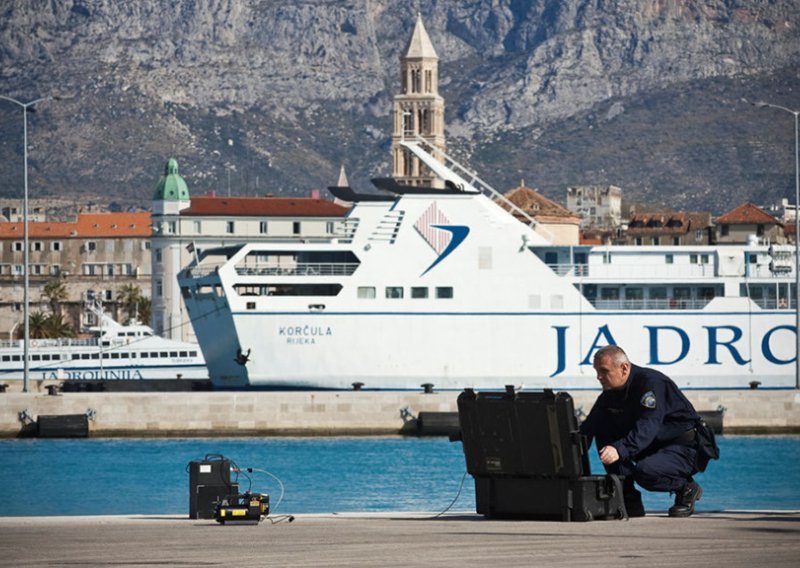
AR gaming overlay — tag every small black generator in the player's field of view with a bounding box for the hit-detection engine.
[214,492,270,524]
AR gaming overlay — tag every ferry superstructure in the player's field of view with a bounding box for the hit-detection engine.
[178,142,795,390]
[0,303,207,385]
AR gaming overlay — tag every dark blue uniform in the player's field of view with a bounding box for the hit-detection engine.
[580,364,699,493]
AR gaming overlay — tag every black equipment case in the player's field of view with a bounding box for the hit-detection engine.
[457,388,627,521]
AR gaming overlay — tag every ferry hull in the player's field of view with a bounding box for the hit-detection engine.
[228,309,794,390]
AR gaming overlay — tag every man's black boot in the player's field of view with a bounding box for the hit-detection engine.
[624,488,646,518]
[668,481,703,518]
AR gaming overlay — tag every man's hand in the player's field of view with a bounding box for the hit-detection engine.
[599,445,620,465]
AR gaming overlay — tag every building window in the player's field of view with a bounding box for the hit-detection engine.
[193,221,202,233]
[756,224,765,236]
[700,254,710,264]
[226,221,235,234]
[634,237,642,246]
[156,279,163,297]
[105,240,115,253]
[259,221,268,234]
[326,222,335,234]
[86,241,97,252]
[721,225,729,237]
[50,264,61,276]
[357,287,376,299]
[695,230,703,241]
[32,241,44,252]
[665,254,674,264]
[652,237,660,246]
[385,286,403,299]
[673,237,681,246]
[293,221,301,235]
[436,287,454,299]
[13,241,23,252]
[690,254,698,264]
[155,248,162,263]
[411,287,428,299]
[169,221,177,234]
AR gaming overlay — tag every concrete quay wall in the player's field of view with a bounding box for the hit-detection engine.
[1,389,799,437]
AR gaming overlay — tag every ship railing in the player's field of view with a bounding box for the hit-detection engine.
[181,263,227,279]
[234,262,359,277]
[589,298,714,310]
[401,137,558,243]
[0,337,100,349]
[549,263,719,279]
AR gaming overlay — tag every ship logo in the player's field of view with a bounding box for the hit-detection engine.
[414,202,470,276]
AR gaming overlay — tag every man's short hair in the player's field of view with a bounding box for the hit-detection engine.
[594,345,629,365]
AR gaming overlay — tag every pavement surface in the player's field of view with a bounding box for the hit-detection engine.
[1,511,799,567]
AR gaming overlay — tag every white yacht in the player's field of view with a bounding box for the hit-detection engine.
[178,142,795,390]
[0,302,207,387]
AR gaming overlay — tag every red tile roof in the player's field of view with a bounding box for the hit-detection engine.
[0,212,151,238]
[716,202,781,225]
[500,185,581,223]
[181,196,348,217]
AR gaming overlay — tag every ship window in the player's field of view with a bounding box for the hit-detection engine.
[102,353,110,359]
[649,287,667,300]
[600,288,620,300]
[665,254,674,264]
[12,355,20,361]
[179,351,188,357]
[141,352,149,359]
[111,353,120,359]
[358,287,376,299]
[246,302,256,310]
[625,288,644,300]
[161,352,168,357]
[32,355,41,361]
[690,254,698,264]
[121,352,130,359]
[411,287,428,299]
[385,286,404,299]
[1,355,8,362]
[436,287,453,299]
[41,354,51,361]
[91,353,99,359]
[170,351,178,357]
[190,351,197,357]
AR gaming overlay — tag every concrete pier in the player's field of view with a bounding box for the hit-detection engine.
[1,389,799,437]
[1,511,799,567]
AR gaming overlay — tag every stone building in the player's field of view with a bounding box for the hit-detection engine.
[622,211,713,246]
[566,185,622,229]
[150,159,349,341]
[715,202,786,245]
[391,14,445,188]
[0,212,152,335]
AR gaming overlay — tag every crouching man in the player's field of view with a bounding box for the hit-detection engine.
[580,345,704,517]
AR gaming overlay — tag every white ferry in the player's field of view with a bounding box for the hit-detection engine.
[0,302,208,386]
[178,142,795,390]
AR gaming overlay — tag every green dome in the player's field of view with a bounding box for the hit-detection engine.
[153,158,190,201]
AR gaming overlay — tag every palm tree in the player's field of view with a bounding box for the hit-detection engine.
[28,312,49,339]
[42,279,68,315]
[117,284,142,323]
[43,313,76,338]
[136,296,152,327]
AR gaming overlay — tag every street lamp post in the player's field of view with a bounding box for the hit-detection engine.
[0,94,55,393]
[752,100,800,389]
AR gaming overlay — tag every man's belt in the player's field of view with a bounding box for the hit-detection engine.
[670,428,697,446]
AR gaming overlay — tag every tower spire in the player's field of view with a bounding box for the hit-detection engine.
[391,14,445,188]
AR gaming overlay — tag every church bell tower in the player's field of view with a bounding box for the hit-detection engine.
[391,13,445,188]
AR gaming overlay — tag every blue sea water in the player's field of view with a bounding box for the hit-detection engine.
[0,435,798,516]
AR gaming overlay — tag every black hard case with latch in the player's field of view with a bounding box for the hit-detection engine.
[457,388,627,521]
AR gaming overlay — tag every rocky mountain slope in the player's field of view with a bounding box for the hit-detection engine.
[0,0,798,214]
